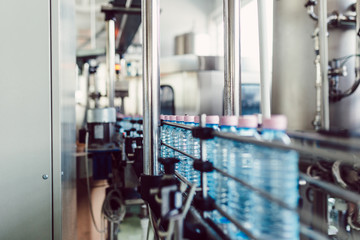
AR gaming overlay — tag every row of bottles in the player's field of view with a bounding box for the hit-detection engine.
[159,114,299,240]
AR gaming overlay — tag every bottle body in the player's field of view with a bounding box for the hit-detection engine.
[205,123,219,199]
[228,128,259,239]
[190,122,200,184]
[183,122,195,180]
[252,129,299,240]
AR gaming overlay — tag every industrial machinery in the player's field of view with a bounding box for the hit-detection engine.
[76,0,360,240]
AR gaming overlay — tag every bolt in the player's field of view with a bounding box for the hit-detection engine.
[42,174,49,180]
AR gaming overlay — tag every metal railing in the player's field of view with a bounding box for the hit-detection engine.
[161,120,360,239]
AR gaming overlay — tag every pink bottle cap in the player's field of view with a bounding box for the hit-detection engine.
[117,113,125,118]
[220,116,238,126]
[194,116,200,123]
[238,115,258,128]
[160,115,165,120]
[262,115,287,130]
[206,115,219,124]
[176,115,184,122]
[164,115,170,121]
[184,115,195,123]
[169,115,177,121]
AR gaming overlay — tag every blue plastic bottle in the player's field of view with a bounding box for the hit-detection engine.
[174,116,185,173]
[166,115,177,158]
[183,116,195,180]
[228,115,260,239]
[204,115,219,199]
[212,116,238,229]
[252,115,299,240]
[190,116,201,185]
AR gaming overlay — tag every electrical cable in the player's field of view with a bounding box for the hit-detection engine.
[330,54,360,101]
[85,131,106,234]
[101,188,126,223]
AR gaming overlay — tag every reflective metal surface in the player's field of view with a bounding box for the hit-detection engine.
[257,0,271,119]
[51,0,77,239]
[106,19,116,108]
[142,0,160,175]
[87,107,116,123]
[319,0,330,129]
[0,0,53,239]
[272,0,360,131]
[223,0,241,116]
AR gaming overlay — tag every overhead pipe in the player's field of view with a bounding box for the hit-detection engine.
[257,0,272,120]
[318,0,330,130]
[142,0,160,175]
[223,0,241,116]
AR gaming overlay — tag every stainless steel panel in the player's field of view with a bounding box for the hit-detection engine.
[272,0,360,131]
[51,0,77,239]
[0,0,52,239]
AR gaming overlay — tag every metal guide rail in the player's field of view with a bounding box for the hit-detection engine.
[161,120,360,240]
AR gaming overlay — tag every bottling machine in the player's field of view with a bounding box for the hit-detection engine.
[75,0,360,240]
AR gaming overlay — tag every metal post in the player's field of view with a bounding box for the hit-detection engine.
[356,0,360,81]
[223,0,241,116]
[318,0,330,130]
[257,0,272,119]
[142,0,160,175]
[199,114,208,199]
[106,19,116,108]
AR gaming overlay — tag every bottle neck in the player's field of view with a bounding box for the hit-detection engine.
[206,123,219,130]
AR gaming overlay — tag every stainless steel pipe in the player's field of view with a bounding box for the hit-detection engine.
[223,0,241,116]
[257,0,272,119]
[356,0,360,80]
[106,19,115,108]
[142,0,160,175]
[318,0,330,130]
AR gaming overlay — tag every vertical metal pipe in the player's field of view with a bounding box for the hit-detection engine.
[90,0,96,49]
[223,0,241,116]
[106,19,116,108]
[318,0,330,130]
[199,114,208,199]
[356,0,360,81]
[257,0,272,119]
[142,0,160,175]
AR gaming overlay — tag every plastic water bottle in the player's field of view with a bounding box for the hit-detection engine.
[174,116,185,173]
[228,115,260,239]
[183,116,195,180]
[167,115,177,158]
[212,116,238,229]
[190,116,201,185]
[160,115,166,158]
[204,115,219,199]
[252,115,299,240]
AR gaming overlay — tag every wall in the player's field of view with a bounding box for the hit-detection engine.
[160,0,215,56]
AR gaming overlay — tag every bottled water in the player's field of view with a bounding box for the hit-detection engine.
[228,115,260,239]
[204,115,219,199]
[160,115,166,158]
[212,116,238,229]
[174,116,185,173]
[252,115,299,240]
[183,116,195,180]
[166,115,177,158]
[190,116,201,185]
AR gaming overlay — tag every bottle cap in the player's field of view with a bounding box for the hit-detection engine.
[160,115,165,120]
[194,116,200,123]
[262,115,287,130]
[206,115,219,124]
[176,115,184,122]
[220,116,238,126]
[169,115,177,121]
[238,115,258,128]
[184,115,195,123]
[164,115,170,121]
